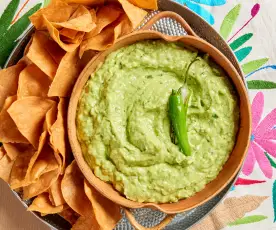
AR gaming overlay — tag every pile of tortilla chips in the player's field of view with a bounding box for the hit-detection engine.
[0,0,157,229]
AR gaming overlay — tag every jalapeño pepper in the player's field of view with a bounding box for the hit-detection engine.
[169,87,191,156]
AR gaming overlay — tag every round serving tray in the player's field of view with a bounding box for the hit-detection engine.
[4,0,244,229]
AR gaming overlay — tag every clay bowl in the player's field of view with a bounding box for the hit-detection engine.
[68,11,251,215]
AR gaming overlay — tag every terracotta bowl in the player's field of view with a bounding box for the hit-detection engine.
[68,11,251,218]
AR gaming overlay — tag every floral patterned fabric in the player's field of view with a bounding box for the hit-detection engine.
[0,0,276,229]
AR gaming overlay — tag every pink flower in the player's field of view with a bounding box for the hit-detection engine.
[242,92,276,179]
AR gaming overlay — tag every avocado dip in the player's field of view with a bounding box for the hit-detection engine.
[76,40,239,203]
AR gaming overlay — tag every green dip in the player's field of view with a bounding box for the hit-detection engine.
[76,40,239,203]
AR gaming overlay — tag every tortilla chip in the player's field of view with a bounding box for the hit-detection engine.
[71,216,96,230]
[44,104,58,134]
[3,143,30,161]
[59,207,80,225]
[28,193,63,215]
[128,0,158,10]
[17,64,52,99]
[0,96,28,143]
[0,63,25,109]
[26,31,59,78]
[49,176,66,206]
[18,56,33,66]
[0,146,5,161]
[24,131,59,184]
[49,99,68,171]
[60,28,79,39]
[25,131,47,180]
[30,146,59,182]
[7,97,56,148]
[63,31,86,45]
[45,41,66,65]
[117,0,147,29]
[24,37,33,56]
[48,49,81,97]
[79,50,98,69]
[84,4,122,40]
[52,5,96,32]
[0,154,15,183]
[80,13,131,55]
[84,180,122,229]
[43,15,82,52]
[61,161,92,216]
[30,0,74,30]
[63,0,104,5]
[10,145,36,189]
[23,168,60,200]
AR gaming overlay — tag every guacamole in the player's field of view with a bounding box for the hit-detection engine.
[76,40,239,203]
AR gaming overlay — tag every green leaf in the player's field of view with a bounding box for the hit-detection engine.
[230,33,253,51]
[0,40,17,67]
[228,215,267,226]
[0,3,41,67]
[0,0,20,35]
[242,58,269,75]
[44,0,51,7]
[220,4,241,40]
[4,3,42,43]
[273,181,276,222]
[265,153,276,168]
[247,80,276,89]
[234,47,252,62]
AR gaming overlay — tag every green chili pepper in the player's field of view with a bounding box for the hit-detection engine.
[169,87,191,156]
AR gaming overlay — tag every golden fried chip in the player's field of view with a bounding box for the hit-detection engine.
[23,168,60,200]
[49,176,66,206]
[44,104,58,134]
[7,97,56,148]
[30,145,59,182]
[0,96,28,143]
[63,0,104,5]
[3,143,30,160]
[30,0,74,30]
[10,145,36,189]
[48,49,81,97]
[118,0,147,29]
[49,99,68,171]
[128,0,158,10]
[24,131,59,184]
[71,216,96,230]
[44,40,66,65]
[0,63,25,109]
[84,180,122,229]
[18,56,33,66]
[52,5,96,32]
[84,4,122,40]
[61,161,92,216]
[24,37,33,56]
[0,154,15,183]
[80,25,116,54]
[59,207,80,225]
[79,50,98,69]
[26,31,59,78]
[25,131,47,181]
[17,64,52,99]
[80,13,131,55]
[60,28,79,39]
[28,193,64,215]
[43,15,82,52]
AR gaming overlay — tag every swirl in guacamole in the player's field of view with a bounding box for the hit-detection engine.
[76,40,239,203]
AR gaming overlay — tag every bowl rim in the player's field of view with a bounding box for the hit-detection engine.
[68,30,251,214]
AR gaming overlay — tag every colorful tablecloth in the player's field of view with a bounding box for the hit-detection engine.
[0,0,276,229]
